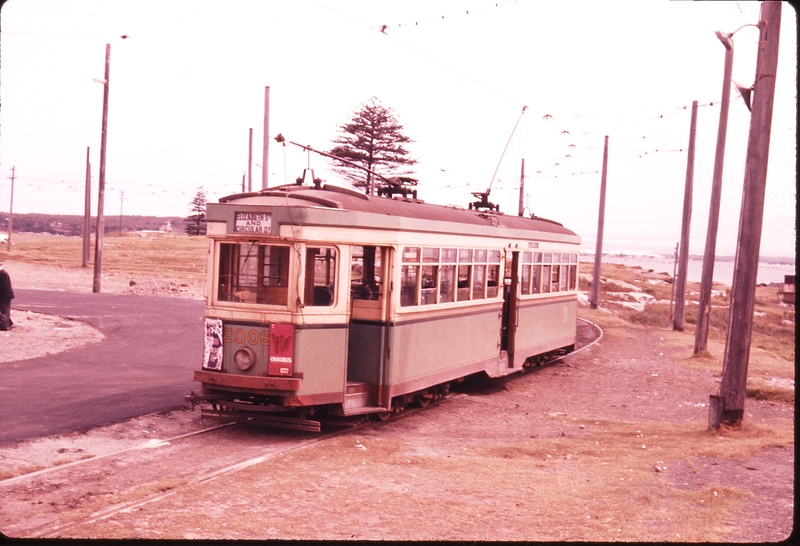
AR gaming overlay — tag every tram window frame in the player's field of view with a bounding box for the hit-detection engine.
[218,242,290,306]
[521,251,532,296]
[400,247,421,307]
[399,246,504,308]
[551,254,561,292]
[439,248,457,304]
[304,246,337,307]
[351,245,383,301]
[569,253,578,290]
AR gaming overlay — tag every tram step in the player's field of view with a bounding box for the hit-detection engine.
[345,381,371,409]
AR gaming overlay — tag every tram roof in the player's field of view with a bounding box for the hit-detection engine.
[210,184,580,243]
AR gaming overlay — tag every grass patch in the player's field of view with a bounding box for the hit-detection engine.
[0,233,207,283]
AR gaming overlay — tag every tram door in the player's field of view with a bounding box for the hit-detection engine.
[346,246,392,409]
[501,251,520,367]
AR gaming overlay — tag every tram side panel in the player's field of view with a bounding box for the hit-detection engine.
[386,304,502,399]
[514,296,577,359]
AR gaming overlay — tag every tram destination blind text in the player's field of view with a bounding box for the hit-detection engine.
[234,212,272,234]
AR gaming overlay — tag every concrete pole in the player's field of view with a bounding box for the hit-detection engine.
[82,147,91,267]
[93,43,110,293]
[672,100,698,331]
[714,2,782,428]
[518,158,525,216]
[695,34,734,354]
[248,128,253,192]
[590,136,609,310]
[262,86,270,190]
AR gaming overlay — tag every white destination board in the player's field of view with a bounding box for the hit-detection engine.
[234,212,272,234]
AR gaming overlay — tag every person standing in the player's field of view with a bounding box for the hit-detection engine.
[0,263,14,330]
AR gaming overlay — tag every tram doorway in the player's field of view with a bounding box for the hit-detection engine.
[501,251,520,367]
[345,246,393,411]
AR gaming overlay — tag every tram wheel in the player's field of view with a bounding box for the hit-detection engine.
[376,411,392,421]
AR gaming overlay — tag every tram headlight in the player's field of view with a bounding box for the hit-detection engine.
[234,347,256,371]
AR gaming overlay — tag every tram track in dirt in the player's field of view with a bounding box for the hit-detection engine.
[1,395,459,539]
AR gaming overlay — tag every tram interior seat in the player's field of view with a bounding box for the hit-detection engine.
[313,285,334,306]
[350,283,380,300]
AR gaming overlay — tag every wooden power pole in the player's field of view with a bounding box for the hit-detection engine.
[518,158,525,216]
[695,32,734,354]
[673,100,698,331]
[248,128,253,192]
[5,166,14,252]
[82,147,91,267]
[262,86,270,190]
[93,43,110,293]
[590,136,609,310]
[711,1,782,429]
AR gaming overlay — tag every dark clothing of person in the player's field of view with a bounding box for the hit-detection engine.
[0,269,14,330]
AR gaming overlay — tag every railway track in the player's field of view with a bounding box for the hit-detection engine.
[1,319,603,539]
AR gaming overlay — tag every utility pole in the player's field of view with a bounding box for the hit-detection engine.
[118,191,124,236]
[5,166,14,252]
[93,43,110,293]
[669,242,679,319]
[518,158,525,216]
[711,2,782,429]
[248,128,253,192]
[673,100,698,331]
[695,32,734,354]
[262,86,270,190]
[82,147,91,267]
[590,135,609,310]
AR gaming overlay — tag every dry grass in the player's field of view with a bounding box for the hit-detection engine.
[0,233,208,283]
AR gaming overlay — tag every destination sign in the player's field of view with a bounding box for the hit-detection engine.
[234,212,272,234]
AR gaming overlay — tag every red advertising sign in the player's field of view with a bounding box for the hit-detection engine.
[268,323,294,376]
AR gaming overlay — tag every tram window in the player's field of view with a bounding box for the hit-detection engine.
[459,249,473,263]
[522,251,532,264]
[218,243,289,305]
[559,264,568,291]
[403,247,420,262]
[521,264,531,295]
[351,246,382,300]
[440,265,455,303]
[533,252,542,263]
[423,247,440,263]
[542,264,551,293]
[487,264,500,298]
[569,264,578,290]
[400,264,419,307]
[472,264,486,299]
[531,264,542,294]
[551,261,561,292]
[305,247,337,306]
[475,249,487,263]
[457,265,471,301]
[543,252,552,263]
[421,264,438,305]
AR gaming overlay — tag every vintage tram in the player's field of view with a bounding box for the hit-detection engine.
[189,182,581,431]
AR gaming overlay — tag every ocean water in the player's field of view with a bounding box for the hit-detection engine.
[584,254,795,287]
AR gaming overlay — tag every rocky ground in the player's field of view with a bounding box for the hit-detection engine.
[0,262,794,541]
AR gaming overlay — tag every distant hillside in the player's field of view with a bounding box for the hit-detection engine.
[1,213,187,236]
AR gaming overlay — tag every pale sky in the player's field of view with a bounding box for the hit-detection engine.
[0,0,796,257]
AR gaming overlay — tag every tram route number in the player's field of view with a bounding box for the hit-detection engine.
[223,327,269,347]
[234,212,272,234]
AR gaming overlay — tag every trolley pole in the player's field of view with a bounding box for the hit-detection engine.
[590,135,609,310]
[712,1,782,429]
[695,33,734,354]
[82,147,91,267]
[673,100,698,331]
[5,166,14,252]
[262,86,270,190]
[518,158,525,216]
[93,43,110,293]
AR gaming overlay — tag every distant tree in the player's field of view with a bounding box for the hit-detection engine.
[328,97,417,196]
[185,188,207,236]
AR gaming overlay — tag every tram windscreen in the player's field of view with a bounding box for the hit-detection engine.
[218,243,289,305]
